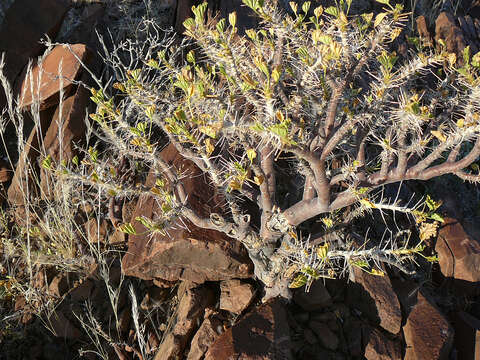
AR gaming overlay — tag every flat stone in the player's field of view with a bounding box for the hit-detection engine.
[436,218,480,283]
[122,143,253,284]
[403,291,454,360]
[219,279,254,314]
[348,266,402,334]
[204,298,292,360]
[17,44,89,110]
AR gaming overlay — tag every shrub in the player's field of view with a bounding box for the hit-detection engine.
[44,0,480,299]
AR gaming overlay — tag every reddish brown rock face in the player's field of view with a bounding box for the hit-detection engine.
[350,265,402,335]
[122,143,253,283]
[435,12,466,61]
[219,279,255,315]
[154,283,216,360]
[16,44,89,110]
[204,298,292,360]
[0,0,70,100]
[39,85,89,199]
[403,292,454,360]
[436,218,480,283]
[363,327,402,360]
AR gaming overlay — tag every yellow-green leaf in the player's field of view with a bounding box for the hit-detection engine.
[374,12,388,27]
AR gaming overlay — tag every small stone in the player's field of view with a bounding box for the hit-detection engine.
[219,279,254,314]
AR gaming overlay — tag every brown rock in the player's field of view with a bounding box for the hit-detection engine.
[451,311,480,360]
[83,218,110,244]
[403,292,454,360]
[7,107,55,210]
[39,85,89,199]
[436,218,480,283]
[205,298,292,360]
[308,320,339,350]
[154,283,215,360]
[364,327,401,360]
[219,279,255,314]
[435,12,466,62]
[0,0,70,108]
[348,266,401,334]
[122,143,253,283]
[17,44,89,110]
[48,273,70,298]
[293,281,332,312]
[416,15,433,46]
[0,159,11,183]
[187,313,223,360]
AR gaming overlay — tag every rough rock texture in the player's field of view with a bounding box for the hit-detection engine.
[364,327,402,360]
[403,292,454,360]
[435,218,480,283]
[40,85,89,199]
[435,12,466,61]
[122,143,253,283]
[293,281,332,312]
[7,108,55,210]
[416,15,432,45]
[204,298,292,360]
[16,44,89,110]
[154,283,215,360]
[187,311,223,360]
[219,279,255,314]
[348,266,402,334]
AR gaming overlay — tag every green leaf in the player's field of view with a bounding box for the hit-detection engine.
[289,273,307,288]
[324,6,338,17]
[41,155,53,170]
[374,12,388,27]
[192,2,208,24]
[186,51,195,64]
[183,18,196,30]
[216,18,226,33]
[429,213,444,223]
[118,223,136,235]
[246,148,256,162]
[302,1,311,13]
